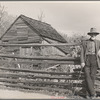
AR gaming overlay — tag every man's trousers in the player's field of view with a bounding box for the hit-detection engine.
[84,55,97,96]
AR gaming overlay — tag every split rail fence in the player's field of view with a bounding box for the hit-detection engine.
[0,43,100,96]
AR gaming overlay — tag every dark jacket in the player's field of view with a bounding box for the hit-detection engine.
[81,39,100,68]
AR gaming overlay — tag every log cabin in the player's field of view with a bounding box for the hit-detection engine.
[0,14,70,57]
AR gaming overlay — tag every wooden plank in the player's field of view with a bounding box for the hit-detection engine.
[2,37,18,41]
[0,43,80,47]
[16,25,28,28]
[0,73,84,80]
[5,31,17,36]
[1,47,19,52]
[0,73,34,79]
[2,36,28,41]
[0,67,81,75]
[8,39,40,44]
[3,36,28,38]
[0,78,83,87]
[28,36,40,40]
[0,54,80,61]
[0,59,80,65]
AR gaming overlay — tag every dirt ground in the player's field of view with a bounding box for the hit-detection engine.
[0,89,67,99]
[1,88,100,99]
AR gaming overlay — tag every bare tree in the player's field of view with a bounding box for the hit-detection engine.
[0,4,5,30]
[0,4,16,36]
[38,10,45,22]
[61,32,88,43]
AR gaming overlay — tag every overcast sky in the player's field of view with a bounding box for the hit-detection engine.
[1,1,100,39]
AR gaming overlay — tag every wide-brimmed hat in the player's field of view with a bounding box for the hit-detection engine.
[87,28,99,35]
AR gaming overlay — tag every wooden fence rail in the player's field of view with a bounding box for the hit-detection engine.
[0,67,80,75]
[0,43,80,47]
[0,73,84,80]
[0,59,80,64]
[0,54,80,61]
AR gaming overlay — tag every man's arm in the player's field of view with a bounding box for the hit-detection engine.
[97,40,100,58]
[80,42,85,68]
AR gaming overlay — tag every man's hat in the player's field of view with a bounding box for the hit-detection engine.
[87,28,99,35]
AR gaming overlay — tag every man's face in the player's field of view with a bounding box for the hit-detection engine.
[90,34,97,40]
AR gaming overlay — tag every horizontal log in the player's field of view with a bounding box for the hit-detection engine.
[2,36,28,41]
[0,78,83,87]
[0,67,81,75]
[0,59,80,65]
[2,78,100,89]
[0,43,80,47]
[3,36,40,41]
[3,36,28,38]
[0,73,84,80]
[8,39,41,44]
[0,54,80,61]
[1,47,19,52]
[0,83,69,92]
[0,73,34,79]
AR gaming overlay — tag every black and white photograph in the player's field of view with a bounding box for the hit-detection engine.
[0,1,100,99]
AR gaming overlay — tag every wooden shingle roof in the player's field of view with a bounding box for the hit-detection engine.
[20,15,67,43]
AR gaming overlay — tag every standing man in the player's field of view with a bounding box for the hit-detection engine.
[81,28,100,99]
